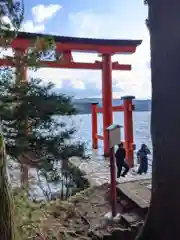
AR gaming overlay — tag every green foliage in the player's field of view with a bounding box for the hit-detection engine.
[0,0,24,47]
[0,0,24,29]
[19,36,56,72]
[0,70,86,174]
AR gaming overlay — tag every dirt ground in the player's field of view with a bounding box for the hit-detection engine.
[32,182,146,240]
[37,183,127,239]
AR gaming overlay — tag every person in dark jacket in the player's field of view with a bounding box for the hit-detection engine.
[115,143,129,178]
[137,144,151,174]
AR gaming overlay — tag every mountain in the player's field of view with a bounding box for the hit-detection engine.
[72,98,151,114]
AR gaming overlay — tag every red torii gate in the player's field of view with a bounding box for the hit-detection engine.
[0,31,141,167]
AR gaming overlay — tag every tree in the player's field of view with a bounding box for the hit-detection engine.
[0,0,65,187]
[0,69,86,192]
[0,1,23,240]
[0,1,85,239]
[136,1,180,239]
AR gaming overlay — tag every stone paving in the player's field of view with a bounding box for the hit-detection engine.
[69,151,152,188]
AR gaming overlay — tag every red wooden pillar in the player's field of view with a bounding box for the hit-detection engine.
[122,96,135,167]
[102,54,113,156]
[91,103,98,149]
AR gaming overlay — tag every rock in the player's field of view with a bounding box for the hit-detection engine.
[121,212,142,227]
[103,212,121,225]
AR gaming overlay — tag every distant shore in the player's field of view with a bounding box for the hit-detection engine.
[73,98,151,114]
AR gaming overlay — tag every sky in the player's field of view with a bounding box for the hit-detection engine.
[3,0,151,99]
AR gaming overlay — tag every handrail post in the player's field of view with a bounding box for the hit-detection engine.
[91,103,98,149]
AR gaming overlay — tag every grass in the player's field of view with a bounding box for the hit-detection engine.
[14,189,52,239]
[13,184,113,240]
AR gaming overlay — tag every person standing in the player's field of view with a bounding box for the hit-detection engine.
[115,143,129,178]
[137,144,151,174]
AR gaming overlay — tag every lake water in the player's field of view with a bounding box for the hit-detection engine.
[70,111,152,166]
[9,111,152,199]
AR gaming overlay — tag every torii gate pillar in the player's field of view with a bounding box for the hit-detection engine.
[102,54,113,156]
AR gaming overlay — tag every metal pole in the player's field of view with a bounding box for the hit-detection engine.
[108,132,117,217]
[91,103,98,149]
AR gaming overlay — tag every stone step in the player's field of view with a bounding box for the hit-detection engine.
[121,212,143,227]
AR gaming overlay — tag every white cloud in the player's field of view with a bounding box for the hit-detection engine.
[1,2,150,99]
[32,4,62,23]
[65,8,151,99]
[29,4,151,99]
[20,4,62,34]
[20,4,62,33]
[21,20,45,33]
[1,12,45,33]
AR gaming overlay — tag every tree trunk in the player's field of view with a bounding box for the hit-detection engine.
[0,135,15,240]
[136,1,180,239]
[15,49,29,188]
[20,163,29,188]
